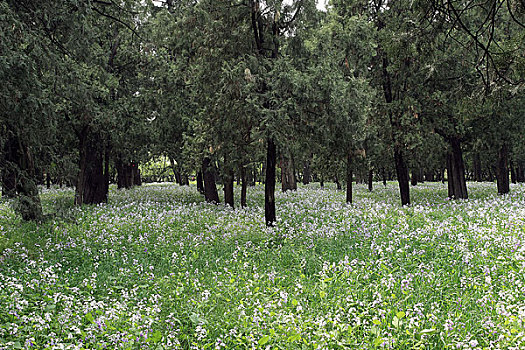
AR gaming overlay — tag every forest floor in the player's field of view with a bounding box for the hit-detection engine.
[0,182,524,349]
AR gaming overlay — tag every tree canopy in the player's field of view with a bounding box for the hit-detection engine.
[1,0,524,223]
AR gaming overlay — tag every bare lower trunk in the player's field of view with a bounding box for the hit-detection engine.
[496,143,510,195]
[335,176,342,190]
[302,158,311,185]
[446,137,468,199]
[196,171,204,194]
[3,133,43,220]
[510,160,517,184]
[517,163,525,183]
[474,153,482,182]
[281,154,297,192]
[46,173,51,189]
[368,169,373,192]
[202,157,220,203]
[411,168,418,186]
[75,129,108,205]
[394,147,410,206]
[240,166,247,208]
[265,138,276,226]
[223,168,234,208]
[346,154,353,203]
[116,158,140,189]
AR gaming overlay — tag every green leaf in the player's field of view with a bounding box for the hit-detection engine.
[258,335,270,345]
[85,312,94,324]
[292,298,298,306]
[287,334,301,342]
[396,311,406,319]
[392,316,403,328]
[373,337,384,347]
[150,330,162,343]
[420,328,436,335]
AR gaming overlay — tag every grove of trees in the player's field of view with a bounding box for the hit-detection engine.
[1,0,524,225]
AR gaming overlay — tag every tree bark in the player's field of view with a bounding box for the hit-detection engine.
[202,157,220,203]
[394,148,410,205]
[517,163,525,183]
[411,168,418,186]
[382,168,387,187]
[510,160,517,184]
[281,153,297,192]
[445,137,468,199]
[75,129,108,205]
[240,165,247,208]
[251,165,257,186]
[223,167,234,208]
[368,169,373,192]
[335,176,342,190]
[302,159,311,185]
[496,143,510,195]
[116,158,140,189]
[346,154,353,203]
[2,133,43,220]
[265,137,276,226]
[16,146,43,221]
[474,153,482,182]
[381,49,410,206]
[46,172,51,189]
[1,136,17,198]
[196,171,204,194]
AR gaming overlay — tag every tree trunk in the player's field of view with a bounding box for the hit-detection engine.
[517,163,525,183]
[346,154,353,203]
[16,146,43,221]
[281,154,297,192]
[223,167,234,208]
[335,176,342,190]
[2,133,43,220]
[320,176,324,188]
[261,162,266,185]
[394,148,410,206]
[265,138,276,226]
[134,166,142,186]
[240,165,247,208]
[46,172,51,189]
[368,168,373,192]
[75,129,108,205]
[411,168,418,186]
[382,168,387,187]
[180,173,188,186]
[196,171,204,194]
[252,165,257,186]
[445,137,468,199]
[474,153,482,182]
[510,160,517,184]
[116,158,140,189]
[202,157,220,203]
[2,133,18,198]
[425,170,435,182]
[496,143,510,195]
[302,159,311,185]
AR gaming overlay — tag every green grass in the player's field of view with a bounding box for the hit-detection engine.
[0,182,524,349]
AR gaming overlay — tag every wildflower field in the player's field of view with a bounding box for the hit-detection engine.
[1,182,524,350]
